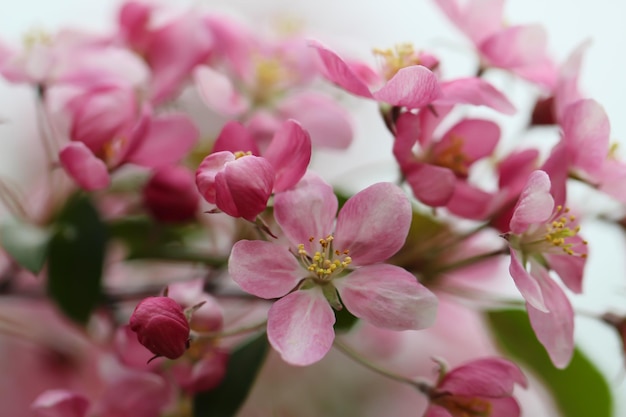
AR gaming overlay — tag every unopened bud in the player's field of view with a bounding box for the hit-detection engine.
[129,297,190,360]
[142,166,199,223]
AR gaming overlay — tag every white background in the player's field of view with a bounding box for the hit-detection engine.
[2,1,626,416]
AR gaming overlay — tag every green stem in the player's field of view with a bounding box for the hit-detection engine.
[192,320,267,340]
[333,338,432,395]
[428,247,508,276]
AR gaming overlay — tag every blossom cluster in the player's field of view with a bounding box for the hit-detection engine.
[0,1,625,416]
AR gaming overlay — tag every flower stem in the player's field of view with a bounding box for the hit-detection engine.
[192,320,267,340]
[333,338,432,395]
[428,247,508,275]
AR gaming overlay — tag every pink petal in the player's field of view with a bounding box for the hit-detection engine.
[554,40,590,122]
[509,170,554,234]
[527,265,575,369]
[31,390,90,417]
[214,155,274,221]
[439,357,527,397]
[334,264,437,330]
[446,182,498,220]
[59,142,110,191]
[229,240,302,299]
[196,151,236,204]
[424,406,454,417]
[498,149,539,191]
[487,398,522,417]
[267,288,336,366]
[308,39,374,98]
[212,121,259,155]
[434,0,505,44]
[545,235,587,294]
[125,113,199,168]
[562,99,610,177]
[436,119,500,163]
[436,78,516,115]
[334,182,411,265]
[277,92,354,150]
[264,119,312,192]
[100,371,171,417]
[274,173,337,251]
[405,162,457,207]
[194,65,248,117]
[371,65,441,108]
[508,250,547,312]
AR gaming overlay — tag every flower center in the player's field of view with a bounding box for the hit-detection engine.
[297,235,352,283]
[432,135,470,177]
[373,43,421,80]
[233,150,252,159]
[433,394,492,417]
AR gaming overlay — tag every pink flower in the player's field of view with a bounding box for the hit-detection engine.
[142,166,200,223]
[506,170,587,368]
[129,296,191,360]
[393,108,500,207]
[425,357,527,417]
[195,119,311,221]
[229,174,438,365]
[309,39,515,114]
[434,0,557,88]
[31,389,90,417]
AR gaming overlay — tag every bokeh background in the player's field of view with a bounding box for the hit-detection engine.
[2,0,626,415]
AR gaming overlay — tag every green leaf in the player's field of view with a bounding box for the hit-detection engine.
[486,309,612,417]
[194,332,269,417]
[0,219,50,274]
[47,195,107,324]
[334,305,359,332]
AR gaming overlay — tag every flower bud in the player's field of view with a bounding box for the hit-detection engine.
[142,166,199,223]
[129,296,190,360]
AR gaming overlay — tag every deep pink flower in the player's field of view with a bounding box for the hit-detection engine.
[129,296,190,360]
[142,166,199,223]
[171,349,229,394]
[425,357,527,417]
[393,108,500,208]
[229,174,438,365]
[31,389,89,417]
[309,39,515,114]
[506,170,587,368]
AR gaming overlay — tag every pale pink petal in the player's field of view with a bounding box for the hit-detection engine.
[214,155,274,221]
[424,405,453,417]
[487,398,522,417]
[267,288,336,366]
[554,40,591,121]
[277,92,353,149]
[509,170,554,233]
[274,173,337,251]
[334,182,411,265]
[371,65,441,108]
[194,65,248,116]
[31,389,89,417]
[508,250,547,312]
[446,182,498,220]
[125,113,199,168]
[229,240,302,299]
[545,235,587,294]
[562,99,610,177]
[196,151,235,204]
[264,119,312,192]
[436,78,516,115]
[405,162,456,207]
[212,121,259,155]
[436,119,500,163]
[334,264,437,330]
[439,357,527,397]
[527,265,575,369]
[59,142,110,191]
[308,39,374,98]
[434,0,505,44]
[100,371,171,417]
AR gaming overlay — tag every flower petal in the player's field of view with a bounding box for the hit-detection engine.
[211,120,259,155]
[334,183,412,265]
[196,151,236,204]
[508,249,548,312]
[59,142,110,191]
[274,173,337,251]
[439,357,527,397]
[194,65,248,117]
[31,390,90,417]
[405,162,456,207]
[229,240,303,299]
[335,264,437,330]
[267,288,336,366]
[509,170,554,234]
[308,39,374,98]
[436,77,516,115]
[372,65,441,108]
[527,265,575,369]
[263,119,312,192]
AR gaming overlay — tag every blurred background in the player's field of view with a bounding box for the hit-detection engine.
[2,0,626,415]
